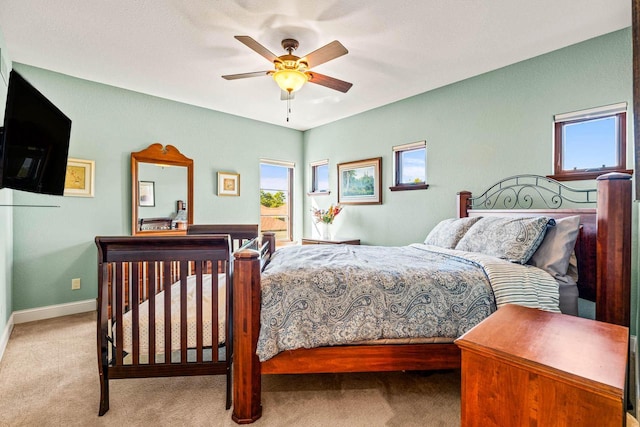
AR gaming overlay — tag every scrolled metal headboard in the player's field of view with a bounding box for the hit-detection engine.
[468,174,596,210]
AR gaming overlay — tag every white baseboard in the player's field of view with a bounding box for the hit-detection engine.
[12,299,96,324]
[0,312,15,363]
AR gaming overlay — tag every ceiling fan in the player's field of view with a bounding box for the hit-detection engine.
[222,36,353,96]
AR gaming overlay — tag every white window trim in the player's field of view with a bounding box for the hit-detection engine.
[554,102,627,122]
[260,159,295,242]
[261,158,295,168]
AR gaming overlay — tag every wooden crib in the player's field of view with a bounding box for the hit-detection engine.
[96,233,236,416]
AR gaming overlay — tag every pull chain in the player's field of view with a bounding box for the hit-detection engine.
[287,90,291,122]
[286,91,292,122]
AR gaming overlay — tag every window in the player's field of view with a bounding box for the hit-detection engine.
[390,140,428,191]
[551,103,631,181]
[309,159,329,195]
[260,160,294,242]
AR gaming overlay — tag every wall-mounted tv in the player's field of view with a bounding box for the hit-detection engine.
[0,70,72,195]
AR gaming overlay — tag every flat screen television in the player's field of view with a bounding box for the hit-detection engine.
[0,70,72,195]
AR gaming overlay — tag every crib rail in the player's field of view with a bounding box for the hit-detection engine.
[187,224,259,252]
[236,231,276,271]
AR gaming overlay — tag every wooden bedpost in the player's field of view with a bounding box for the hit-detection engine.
[457,191,472,218]
[232,248,263,424]
[596,172,632,327]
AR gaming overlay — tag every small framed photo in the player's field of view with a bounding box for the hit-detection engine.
[337,157,382,205]
[218,172,240,196]
[64,158,95,197]
[138,181,155,206]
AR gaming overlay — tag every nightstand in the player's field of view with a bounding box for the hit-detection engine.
[455,304,628,427]
[301,238,360,245]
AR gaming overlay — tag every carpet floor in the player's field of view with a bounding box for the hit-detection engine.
[0,312,461,426]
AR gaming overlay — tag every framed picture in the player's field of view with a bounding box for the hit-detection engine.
[138,181,155,206]
[218,172,240,196]
[64,158,95,197]
[337,157,382,205]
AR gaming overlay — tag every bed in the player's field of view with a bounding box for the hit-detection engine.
[231,173,632,424]
[95,227,260,416]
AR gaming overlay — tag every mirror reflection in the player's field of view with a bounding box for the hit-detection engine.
[131,143,193,236]
[137,163,188,231]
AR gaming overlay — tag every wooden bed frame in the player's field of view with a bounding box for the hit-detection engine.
[231,173,632,424]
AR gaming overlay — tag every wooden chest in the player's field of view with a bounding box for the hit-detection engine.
[455,304,628,427]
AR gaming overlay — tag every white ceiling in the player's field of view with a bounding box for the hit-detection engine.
[0,0,631,131]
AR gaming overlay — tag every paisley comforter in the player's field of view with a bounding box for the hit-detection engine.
[257,244,559,361]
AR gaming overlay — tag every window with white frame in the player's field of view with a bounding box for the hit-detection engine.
[309,159,329,195]
[552,103,631,181]
[390,140,428,191]
[260,160,294,242]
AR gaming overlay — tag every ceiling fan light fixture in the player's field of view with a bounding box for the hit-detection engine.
[272,69,308,93]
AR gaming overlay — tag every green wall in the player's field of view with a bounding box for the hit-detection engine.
[1,26,637,336]
[9,64,303,311]
[303,29,638,331]
[0,27,12,338]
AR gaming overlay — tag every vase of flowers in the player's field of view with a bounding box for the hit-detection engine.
[312,204,343,240]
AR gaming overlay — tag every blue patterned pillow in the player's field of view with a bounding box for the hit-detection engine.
[455,216,555,264]
[424,217,482,249]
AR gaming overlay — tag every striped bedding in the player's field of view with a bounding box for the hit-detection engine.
[257,244,559,361]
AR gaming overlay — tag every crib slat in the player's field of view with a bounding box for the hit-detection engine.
[180,260,188,363]
[115,263,124,365]
[212,268,219,363]
[163,261,172,362]
[195,261,204,363]
[224,260,230,363]
[131,262,140,365]
[148,262,156,365]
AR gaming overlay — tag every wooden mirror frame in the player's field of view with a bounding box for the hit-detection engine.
[131,143,194,236]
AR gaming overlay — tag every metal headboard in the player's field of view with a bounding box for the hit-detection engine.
[468,174,596,210]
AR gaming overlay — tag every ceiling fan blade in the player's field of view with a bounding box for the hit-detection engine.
[307,72,353,93]
[301,40,348,68]
[235,36,279,63]
[280,90,296,101]
[222,71,271,80]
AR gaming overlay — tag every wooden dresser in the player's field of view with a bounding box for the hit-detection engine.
[455,304,628,427]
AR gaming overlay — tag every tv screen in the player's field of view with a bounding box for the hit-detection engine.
[0,70,71,195]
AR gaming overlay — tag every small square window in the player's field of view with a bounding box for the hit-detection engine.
[309,160,330,195]
[390,141,428,191]
[551,103,631,181]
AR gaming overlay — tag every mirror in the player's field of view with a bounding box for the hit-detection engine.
[131,143,193,236]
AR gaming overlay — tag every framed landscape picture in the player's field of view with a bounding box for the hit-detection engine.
[337,157,382,205]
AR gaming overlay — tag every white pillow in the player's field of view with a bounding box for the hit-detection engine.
[527,215,581,282]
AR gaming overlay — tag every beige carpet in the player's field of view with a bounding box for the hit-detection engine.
[0,312,461,426]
